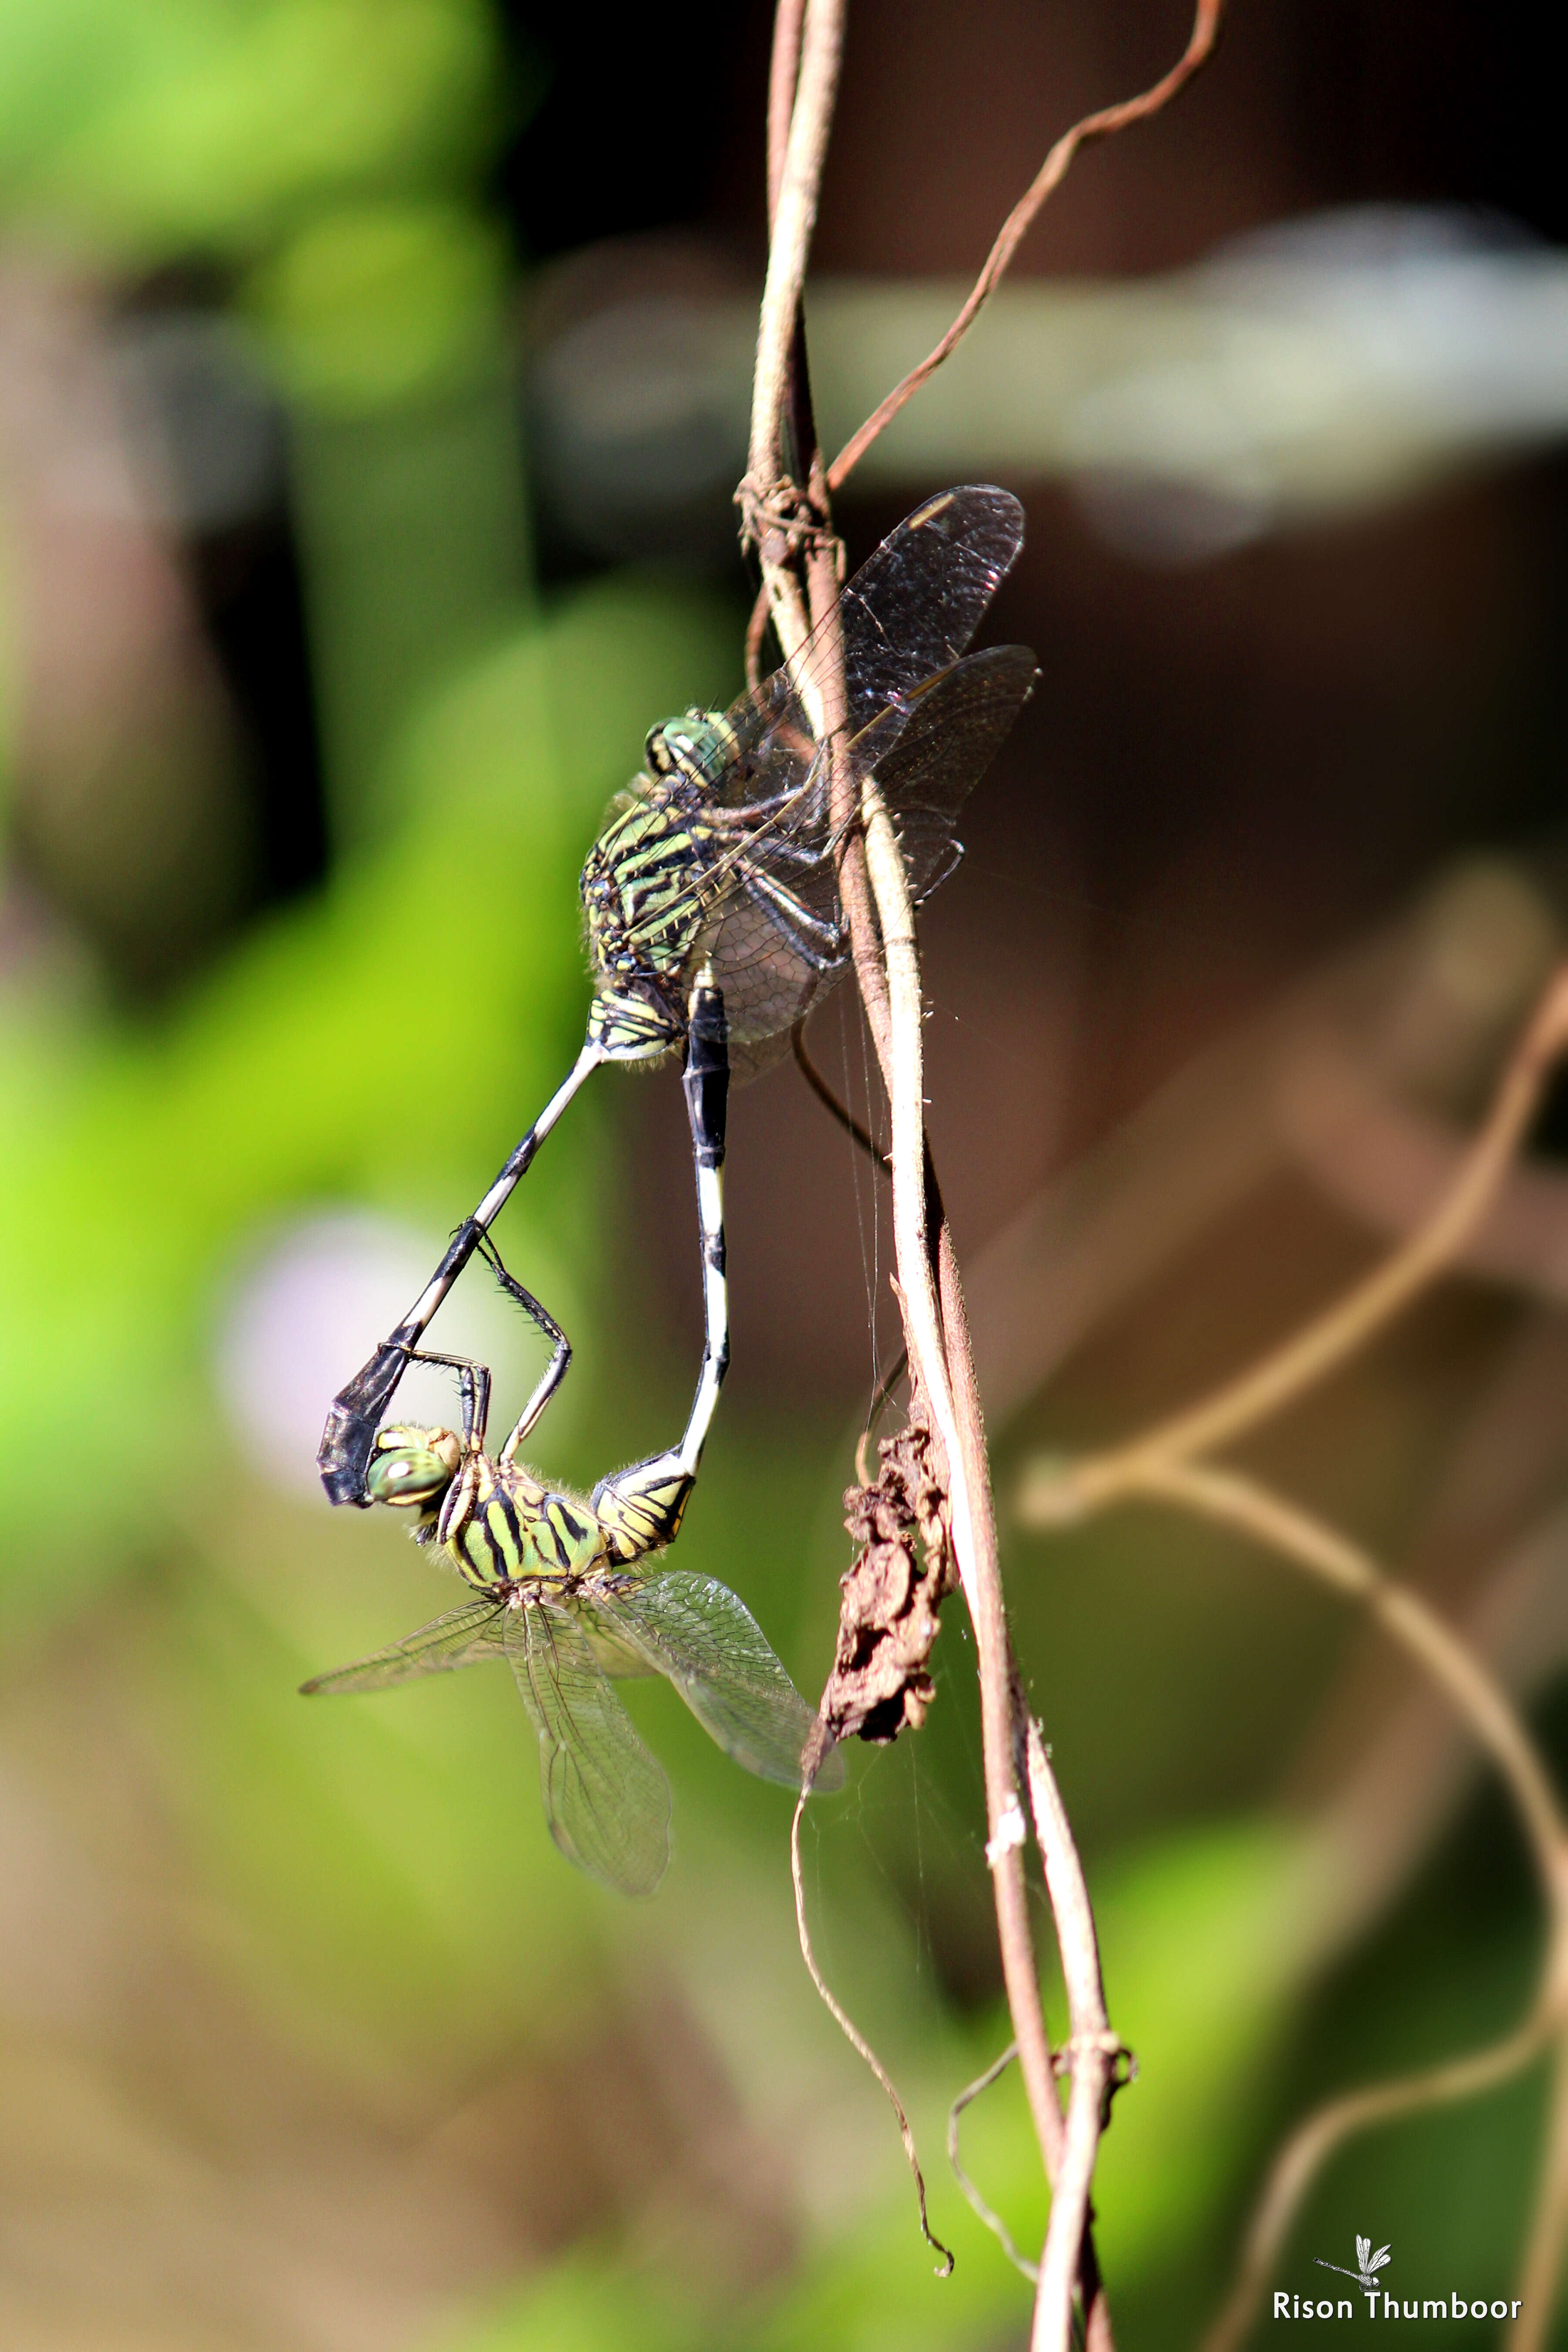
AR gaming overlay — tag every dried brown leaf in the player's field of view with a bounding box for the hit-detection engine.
[818,1421,957,1748]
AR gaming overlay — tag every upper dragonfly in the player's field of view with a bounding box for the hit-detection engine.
[319,486,1035,1511]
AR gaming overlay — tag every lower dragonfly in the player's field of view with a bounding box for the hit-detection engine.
[318,484,1034,1514]
[302,1319,841,1896]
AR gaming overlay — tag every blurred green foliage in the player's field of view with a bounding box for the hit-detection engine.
[0,580,735,1592]
[0,0,504,260]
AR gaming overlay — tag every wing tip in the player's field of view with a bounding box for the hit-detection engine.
[553,1819,671,1899]
[953,480,1027,548]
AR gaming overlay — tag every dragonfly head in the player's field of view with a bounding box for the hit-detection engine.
[645,709,732,788]
[365,1425,463,1514]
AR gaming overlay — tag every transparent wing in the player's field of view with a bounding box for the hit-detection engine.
[694,885,837,1048]
[614,485,1027,957]
[689,642,1037,1051]
[713,483,1028,800]
[869,641,1038,900]
[737,641,1037,928]
[505,1598,672,1896]
[570,1592,661,1681]
[300,1600,509,1694]
[606,1571,844,1792]
[833,483,1027,735]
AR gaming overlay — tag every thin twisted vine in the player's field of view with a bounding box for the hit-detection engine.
[1021,962,1568,2351]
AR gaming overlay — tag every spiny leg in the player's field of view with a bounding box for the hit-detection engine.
[317,1044,604,1507]
[476,1232,573,1461]
[703,784,803,828]
[740,868,841,966]
[391,1348,492,1452]
[734,832,834,871]
[592,978,730,1563]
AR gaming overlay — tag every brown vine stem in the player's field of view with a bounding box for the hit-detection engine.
[1021,962,1568,1531]
[755,2,1221,2337]
[1152,1463,1568,2352]
[791,1793,954,2272]
[766,0,806,226]
[939,1217,1106,2349]
[1122,1463,1566,1889]
[949,2041,1041,2281]
[1017,967,1568,2338]
[1050,1459,1568,2352]
[855,622,1107,2349]
[825,0,1225,493]
[1203,2014,1555,2352]
[1025,1713,1124,2351]
[751,0,1089,2337]
[747,0,843,527]
[1517,2044,1568,2348]
[791,1018,888,1166]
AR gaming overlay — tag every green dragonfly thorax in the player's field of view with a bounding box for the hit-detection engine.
[576,705,743,1065]
[579,771,718,1066]
[365,1423,608,1592]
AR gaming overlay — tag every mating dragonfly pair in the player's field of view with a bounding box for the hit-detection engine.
[308,486,1035,1895]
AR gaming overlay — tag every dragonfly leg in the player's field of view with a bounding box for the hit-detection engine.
[740,834,831,871]
[592,979,730,1563]
[704,784,804,828]
[478,1233,573,1462]
[740,869,841,970]
[392,1348,492,1452]
[317,1044,604,1507]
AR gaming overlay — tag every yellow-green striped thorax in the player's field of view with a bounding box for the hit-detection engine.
[365,1423,694,1588]
[579,709,739,1064]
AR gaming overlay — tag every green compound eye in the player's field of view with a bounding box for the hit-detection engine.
[366,1442,455,1508]
[644,714,731,787]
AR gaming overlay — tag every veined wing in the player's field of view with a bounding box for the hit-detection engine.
[611,487,1027,958]
[684,889,835,1064]
[845,639,1038,902]
[834,483,1026,737]
[687,643,1037,1054]
[505,1597,671,1896]
[709,483,1027,808]
[300,1600,509,1694]
[571,1592,661,1680]
[732,642,1037,931]
[606,1570,844,1793]
[618,643,1028,974]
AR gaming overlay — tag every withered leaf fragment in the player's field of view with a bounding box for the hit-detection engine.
[817,1421,957,1752]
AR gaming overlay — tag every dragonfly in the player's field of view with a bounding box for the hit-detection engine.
[318,484,1035,1512]
[302,1340,841,1896]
